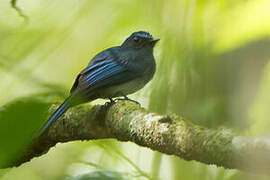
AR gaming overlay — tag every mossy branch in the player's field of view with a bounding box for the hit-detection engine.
[5,101,270,175]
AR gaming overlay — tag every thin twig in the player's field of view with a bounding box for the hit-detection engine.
[10,0,28,22]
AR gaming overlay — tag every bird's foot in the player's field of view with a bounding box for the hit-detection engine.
[105,98,116,106]
[116,95,140,105]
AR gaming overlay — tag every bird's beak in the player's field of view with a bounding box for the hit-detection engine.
[151,38,160,43]
[150,38,160,46]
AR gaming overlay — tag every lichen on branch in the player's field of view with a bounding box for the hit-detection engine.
[5,101,270,175]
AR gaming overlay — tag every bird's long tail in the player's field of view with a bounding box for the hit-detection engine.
[38,96,73,137]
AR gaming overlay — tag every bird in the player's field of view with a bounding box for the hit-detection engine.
[38,31,159,136]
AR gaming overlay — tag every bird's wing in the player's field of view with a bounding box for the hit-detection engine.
[70,54,141,94]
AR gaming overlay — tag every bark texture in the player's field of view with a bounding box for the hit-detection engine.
[5,101,270,175]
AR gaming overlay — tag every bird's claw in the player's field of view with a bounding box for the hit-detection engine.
[105,98,115,106]
[115,96,140,105]
[106,96,140,105]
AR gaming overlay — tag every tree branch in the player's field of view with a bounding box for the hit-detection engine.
[5,101,270,175]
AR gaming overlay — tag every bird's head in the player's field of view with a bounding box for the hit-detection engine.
[121,31,160,49]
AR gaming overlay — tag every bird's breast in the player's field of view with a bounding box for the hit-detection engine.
[99,68,154,99]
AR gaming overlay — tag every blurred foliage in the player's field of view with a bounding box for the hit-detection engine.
[66,171,127,180]
[0,94,58,167]
[1,0,270,180]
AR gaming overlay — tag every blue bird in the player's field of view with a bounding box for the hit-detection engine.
[38,31,159,136]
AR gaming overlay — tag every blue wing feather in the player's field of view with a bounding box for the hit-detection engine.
[70,59,115,93]
[82,61,127,86]
[90,66,124,86]
[71,47,141,94]
[84,61,118,83]
[81,59,113,74]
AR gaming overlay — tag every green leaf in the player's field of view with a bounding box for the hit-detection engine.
[0,95,54,168]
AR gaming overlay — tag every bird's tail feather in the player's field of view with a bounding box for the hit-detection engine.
[38,96,72,137]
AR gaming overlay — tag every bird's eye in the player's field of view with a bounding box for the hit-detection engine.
[133,36,140,43]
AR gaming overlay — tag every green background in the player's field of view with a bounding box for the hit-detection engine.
[1,0,270,179]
